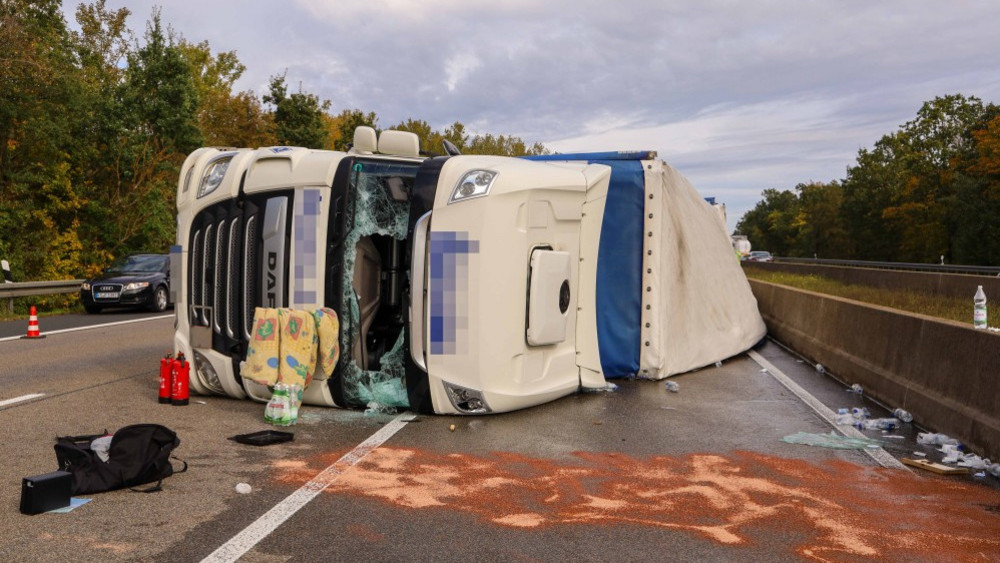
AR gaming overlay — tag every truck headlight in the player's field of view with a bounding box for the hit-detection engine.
[449,169,497,204]
[197,154,234,198]
[444,382,492,414]
[193,350,225,394]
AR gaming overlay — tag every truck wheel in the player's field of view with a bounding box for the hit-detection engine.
[84,304,102,314]
[150,286,169,312]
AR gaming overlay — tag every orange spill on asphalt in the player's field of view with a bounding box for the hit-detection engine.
[273,448,1000,561]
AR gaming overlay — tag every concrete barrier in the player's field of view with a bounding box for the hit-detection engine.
[749,279,1000,462]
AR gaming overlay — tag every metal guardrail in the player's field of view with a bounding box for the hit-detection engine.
[771,257,1000,277]
[0,280,85,299]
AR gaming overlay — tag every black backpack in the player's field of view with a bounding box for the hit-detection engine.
[54,424,187,495]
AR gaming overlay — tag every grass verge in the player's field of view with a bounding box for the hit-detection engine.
[744,269,999,328]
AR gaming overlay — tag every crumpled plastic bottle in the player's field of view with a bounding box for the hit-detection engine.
[859,418,900,431]
[892,408,913,423]
[917,432,960,447]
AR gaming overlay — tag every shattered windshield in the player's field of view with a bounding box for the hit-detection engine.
[339,159,418,408]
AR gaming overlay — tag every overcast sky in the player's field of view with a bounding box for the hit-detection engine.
[68,1,1000,232]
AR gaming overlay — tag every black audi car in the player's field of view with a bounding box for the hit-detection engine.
[80,254,171,313]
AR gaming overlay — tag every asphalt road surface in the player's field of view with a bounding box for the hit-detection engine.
[1,315,998,561]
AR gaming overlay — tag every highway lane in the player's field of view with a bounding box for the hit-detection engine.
[1,316,998,561]
[0,308,173,340]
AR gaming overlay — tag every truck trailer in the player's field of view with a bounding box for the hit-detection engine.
[171,127,765,415]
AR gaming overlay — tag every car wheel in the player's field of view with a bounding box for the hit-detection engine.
[150,286,169,312]
[84,304,102,314]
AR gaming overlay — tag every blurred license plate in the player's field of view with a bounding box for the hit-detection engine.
[95,292,118,298]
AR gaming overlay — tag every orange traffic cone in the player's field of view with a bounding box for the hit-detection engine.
[22,306,45,339]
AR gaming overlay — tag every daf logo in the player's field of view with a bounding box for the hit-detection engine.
[266,251,277,307]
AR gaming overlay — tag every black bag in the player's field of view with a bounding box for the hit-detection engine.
[54,424,187,494]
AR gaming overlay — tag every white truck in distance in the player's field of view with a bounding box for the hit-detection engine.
[171,126,765,414]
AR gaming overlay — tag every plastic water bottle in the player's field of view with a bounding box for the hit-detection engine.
[917,432,960,446]
[863,418,900,430]
[892,408,913,423]
[974,285,987,329]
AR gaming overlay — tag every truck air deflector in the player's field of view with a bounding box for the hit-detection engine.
[524,153,644,377]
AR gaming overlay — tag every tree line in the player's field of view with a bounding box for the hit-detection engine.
[0,0,548,286]
[736,94,1000,265]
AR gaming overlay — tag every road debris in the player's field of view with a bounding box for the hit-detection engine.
[782,431,883,450]
[902,458,969,475]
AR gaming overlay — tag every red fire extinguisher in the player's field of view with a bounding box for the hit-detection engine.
[158,353,174,404]
[171,352,190,406]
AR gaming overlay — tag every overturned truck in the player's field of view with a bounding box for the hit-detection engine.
[172,127,765,414]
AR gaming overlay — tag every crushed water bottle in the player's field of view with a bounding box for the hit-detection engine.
[861,418,900,431]
[835,413,854,425]
[849,383,863,394]
[974,285,987,329]
[917,432,960,446]
[892,408,913,423]
[988,463,1000,478]
[665,380,679,393]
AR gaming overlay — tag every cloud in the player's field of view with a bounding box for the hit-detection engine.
[444,52,482,92]
[69,0,1000,230]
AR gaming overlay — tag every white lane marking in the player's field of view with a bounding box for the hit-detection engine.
[0,393,45,407]
[0,314,172,342]
[201,412,417,563]
[748,350,908,471]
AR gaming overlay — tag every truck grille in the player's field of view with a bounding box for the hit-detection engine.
[188,203,260,348]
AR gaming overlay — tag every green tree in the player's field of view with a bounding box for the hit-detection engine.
[179,39,275,147]
[264,73,331,148]
[0,0,86,285]
[735,188,800,257]
[949,111,1000,265]
[842,94,992,262]
[329,108,379,151]
[79,9,202,260]
[465,133,548,156]
[792,181,848,259]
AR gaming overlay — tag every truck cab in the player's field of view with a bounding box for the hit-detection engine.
[173,127,611,414]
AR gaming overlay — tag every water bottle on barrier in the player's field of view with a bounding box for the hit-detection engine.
[974,285,987,329]
[892,408,913,423]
